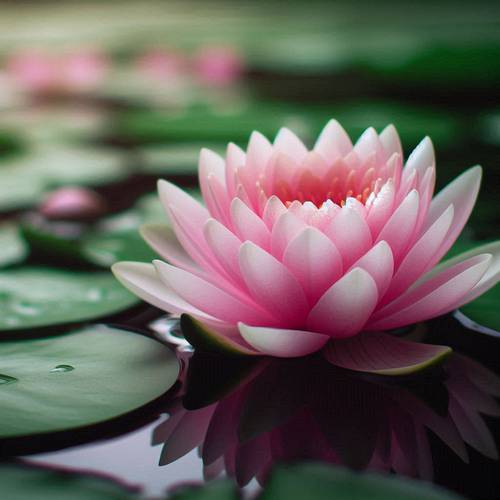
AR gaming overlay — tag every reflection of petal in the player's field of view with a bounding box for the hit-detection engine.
[449,395,499,460]
[323,332,451,376]
[159,404,216,465]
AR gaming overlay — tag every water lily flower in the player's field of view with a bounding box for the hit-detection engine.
[112,121,499,373]
[193,45,244,86]
[7,49,107,95]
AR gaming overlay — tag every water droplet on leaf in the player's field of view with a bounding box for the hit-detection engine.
[50,365,75,373]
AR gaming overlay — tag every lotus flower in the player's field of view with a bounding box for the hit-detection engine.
[112,121,499,373]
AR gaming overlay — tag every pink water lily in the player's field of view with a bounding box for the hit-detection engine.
[112,121,499,373]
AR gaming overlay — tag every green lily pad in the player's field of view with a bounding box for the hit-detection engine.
[169,479,238,500]
[261,463,463,500]
[0,463,139,500]
[140,143,225,175]
[114,100,459,151]
[0,267,139,331]
[0,224,27,268]
[460,285,500,333]
[82,228,157,267]
[0,324,179,438]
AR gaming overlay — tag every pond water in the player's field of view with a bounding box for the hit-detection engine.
[9,313,500,500]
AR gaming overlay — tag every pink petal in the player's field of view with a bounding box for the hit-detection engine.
[430,241,500,308]
[238,323,329,357]
[382,204,454,304]
[368,254,491,330]
[365,179,396,238]
[140,223,201,273]
[379,124,403,159]
[274,127,308,162]
[349,240,394,297]
[403,137,435,182]
[323,332,451,375]
[424,166,482,258]
[376,189,419,265]
[307,268,378,338]
[325,206,373,269]
[282,227,343,305]
[413,166,436,239]
[153,260,276,326]
[203,219,244,286]
[246,131,273,177]
[271,211,306,259]
[239,242,309,328]
[225,142,246,198]
[231,198,271,250]
[262,196,287,229]
[314,119,352,161]
[112,261,215,321]
[354,127,384,162]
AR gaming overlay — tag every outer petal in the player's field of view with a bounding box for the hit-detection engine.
[354,127,384,163]
[382,204,455,304]
[262,195,287,229]
[365,179,395,238]
[323,332,451,375]
[369,254,492,330]
[282,227,343,305]
[274,127,308,162]
[376,189,419,266]
[238,323,329,358]
[231,198,271,250]
[239,241,309,327]
[199,148,229,222]
[225,142,246,198]
[379,124,403,159]
[314,119,353,161]
[429,241,500,308]
[112,261,215,321]
[349,240,394,297]
[403,137,435,182]
[324,206,372,269]
[140,223,201,274]
[424,166,482,257]
[307,268,378,338]
[153,260,276,326]
[203,219,244,286]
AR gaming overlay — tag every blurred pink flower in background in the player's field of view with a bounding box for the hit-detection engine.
[113,121,499,373]
[193,45,244,86]
[39,187,106,221]
[7,49,108,95]
[136,48,186,82]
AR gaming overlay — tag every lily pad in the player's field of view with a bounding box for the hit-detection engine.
[0,224,27,268]
[0,267,139,331]
[261,463,463,500]
[460,285,500,333]
[0,463,139,500]
[0,324,179,438]
[82,228,157,268]
[140,143,225,175]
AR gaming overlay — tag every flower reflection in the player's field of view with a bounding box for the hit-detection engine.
[152,350,500,486]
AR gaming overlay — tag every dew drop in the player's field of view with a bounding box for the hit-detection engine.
[50,364,75,373]
[0,374,18,385]
[12,301,41,316]
[86,288,104,302]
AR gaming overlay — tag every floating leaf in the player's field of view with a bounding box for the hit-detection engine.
[260,463,463,500]
[460,285,500,333]
[0,325,179,438]
[0,224,27,268]
[0,267,139,331]
[0,462,139,499]
[169,479,238,500]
